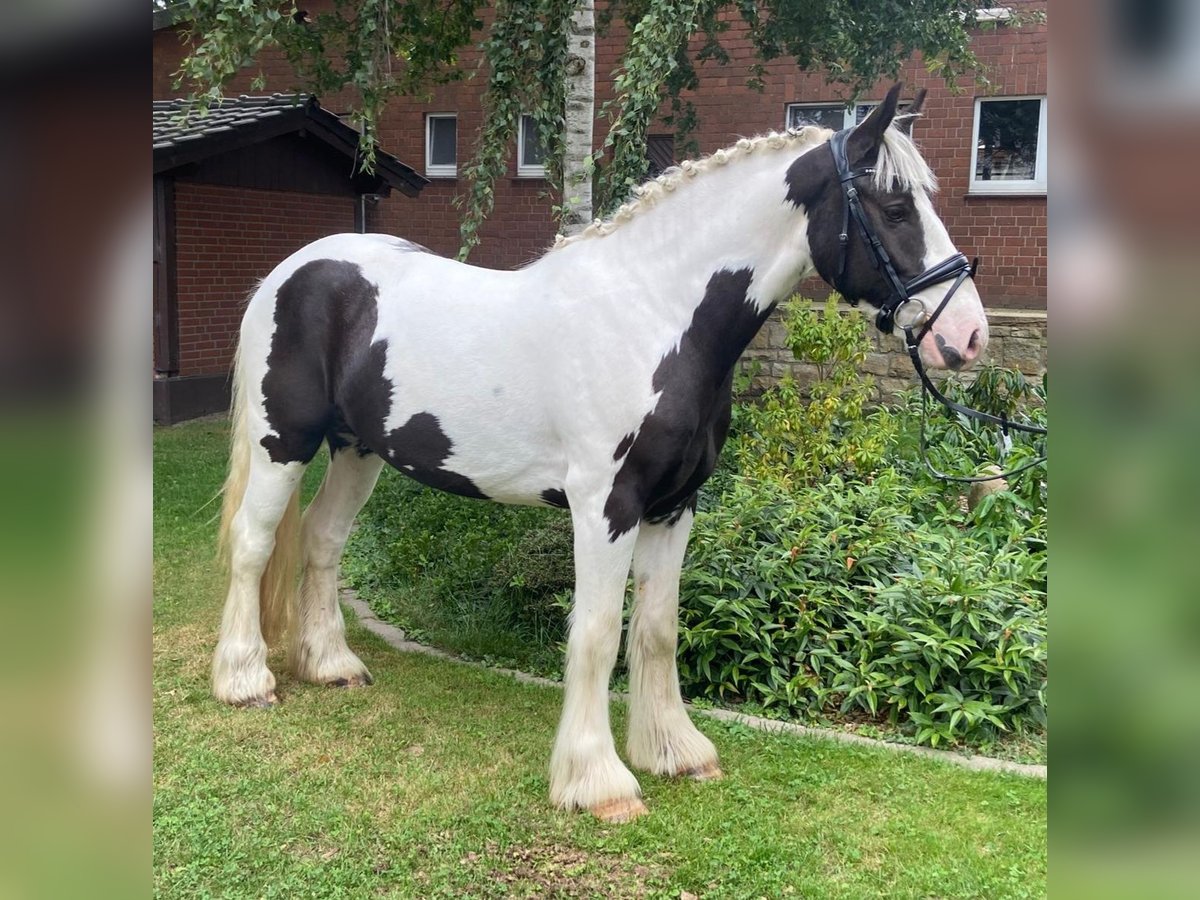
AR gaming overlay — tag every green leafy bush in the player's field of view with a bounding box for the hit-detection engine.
[730,297,896,487]
[679,472,1046,746]
[343,478,572,672]
[680,295,1046,746]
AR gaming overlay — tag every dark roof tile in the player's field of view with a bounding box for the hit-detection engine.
[153,94,426,197]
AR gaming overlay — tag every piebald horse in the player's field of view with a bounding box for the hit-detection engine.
[214,85,987,822]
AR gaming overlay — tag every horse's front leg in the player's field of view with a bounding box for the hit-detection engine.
[626,508,721,779]
[550,496,644,822]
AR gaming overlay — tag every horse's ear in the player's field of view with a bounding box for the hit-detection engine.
[847,82,903,166]
[897,88,927,136]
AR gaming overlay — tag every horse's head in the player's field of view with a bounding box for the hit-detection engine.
[787,84,988,370]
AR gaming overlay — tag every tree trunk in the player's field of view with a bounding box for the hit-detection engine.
[561,0,595,236]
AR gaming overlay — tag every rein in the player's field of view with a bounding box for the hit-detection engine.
[828,127,1046,483]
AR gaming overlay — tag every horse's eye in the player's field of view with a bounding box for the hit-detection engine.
[885,206,907,223]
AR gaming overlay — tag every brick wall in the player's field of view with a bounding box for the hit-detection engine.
[154,1,1046,304]
[172,182,356,376]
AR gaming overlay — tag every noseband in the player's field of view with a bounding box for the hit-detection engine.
[828,127,1046,483]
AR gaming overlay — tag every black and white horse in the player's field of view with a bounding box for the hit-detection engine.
[214,85,987,822]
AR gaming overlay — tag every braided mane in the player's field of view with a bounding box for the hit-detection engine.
[550,118,934,251]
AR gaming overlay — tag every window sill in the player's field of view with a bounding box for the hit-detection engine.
[965,189,1047,200]
[424,172,458,180]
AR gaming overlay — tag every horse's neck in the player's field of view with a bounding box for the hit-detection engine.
[540,150,815,331]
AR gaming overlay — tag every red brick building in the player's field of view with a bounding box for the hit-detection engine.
[152,94,425,422]
[153,2,1046,417]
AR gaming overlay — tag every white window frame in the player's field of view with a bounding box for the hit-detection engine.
[425,113,457,178]
[517,115,547,178]
[968,95,1047,195]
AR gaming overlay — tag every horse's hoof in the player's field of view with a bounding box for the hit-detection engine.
[685,763,724,781]
[590,797,648,823]
[234,691,278,709]
[326,673,372,688]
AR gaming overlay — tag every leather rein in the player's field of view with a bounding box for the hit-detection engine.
[828,127,1047,483]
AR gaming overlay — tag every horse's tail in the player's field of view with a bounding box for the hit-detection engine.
[218,339,301,646]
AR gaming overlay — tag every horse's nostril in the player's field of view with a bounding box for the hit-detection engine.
[965,329,982,360]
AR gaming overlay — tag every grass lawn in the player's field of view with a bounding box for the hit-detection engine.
[154,419,1046,898]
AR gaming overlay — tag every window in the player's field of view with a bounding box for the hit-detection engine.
[787,103,850,131]
[787,100,915,132]
[646,134,675,178]
[969,96,1047,194]
[518,115,547,177]
[425,114,457,177]
[974,7,1014,24]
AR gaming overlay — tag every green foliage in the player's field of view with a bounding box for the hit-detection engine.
[175,0,481,170]
[590,0,704,214]
[730,297,895,487]
[742,0,993,93]
[343,475,573,672]
[894,365,1047,489]
[679,298,1047,747]
[678,471,1047,747]
[455,0,573,259]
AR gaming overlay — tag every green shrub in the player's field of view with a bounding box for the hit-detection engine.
[343,476,572,672]
[679,471,1046,746]
[679,295,1047,746]
[730,297,896,487]
[892,366,1046,485]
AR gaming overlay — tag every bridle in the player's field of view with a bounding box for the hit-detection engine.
[828,127,1047,483]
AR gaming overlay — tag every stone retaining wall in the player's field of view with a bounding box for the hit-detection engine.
[744,304,1047,402]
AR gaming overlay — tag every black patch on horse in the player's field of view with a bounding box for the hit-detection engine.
[613,432,635,461]
[603,268,770,541]
[344,350,488,499]
[541,488,569,509]
[260,259,381,464]
[783,143,927,309]
[372,412,489,499]
[645,493,698,528]
[259,259,489,500]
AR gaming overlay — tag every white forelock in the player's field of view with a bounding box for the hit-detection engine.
[874,118,938,195]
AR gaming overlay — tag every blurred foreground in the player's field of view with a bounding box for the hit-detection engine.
[1052,1,1200,897]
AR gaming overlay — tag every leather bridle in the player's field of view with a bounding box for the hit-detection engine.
[828,127,1046,483]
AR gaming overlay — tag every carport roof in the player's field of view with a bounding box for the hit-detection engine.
[153,93,427,197]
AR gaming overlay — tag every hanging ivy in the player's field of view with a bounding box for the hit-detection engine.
[454,0,573,259]
[173,0,1042,257]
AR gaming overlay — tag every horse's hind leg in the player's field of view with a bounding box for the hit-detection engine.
[626,509,721,779]
[213,451,307,707]
[291,447,384,687]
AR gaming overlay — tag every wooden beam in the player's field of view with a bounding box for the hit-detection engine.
[153,175,180,376]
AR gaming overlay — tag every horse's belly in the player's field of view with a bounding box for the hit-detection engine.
[369,402,568,508]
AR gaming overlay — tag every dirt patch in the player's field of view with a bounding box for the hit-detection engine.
[462,840,673,899]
